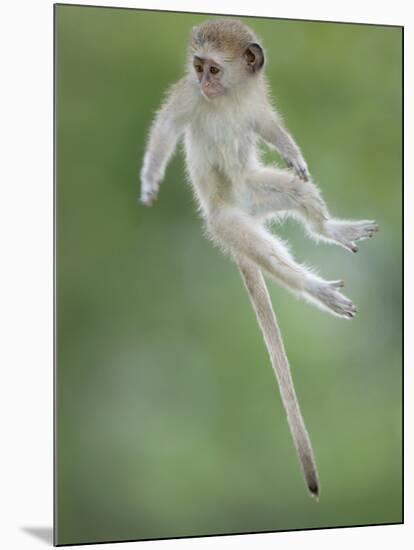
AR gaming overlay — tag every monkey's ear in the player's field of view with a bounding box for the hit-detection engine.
[244,43,264,73]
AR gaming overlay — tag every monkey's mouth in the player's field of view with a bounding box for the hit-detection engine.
[201,87,225,99]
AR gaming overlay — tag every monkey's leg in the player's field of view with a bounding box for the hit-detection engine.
[237,256,319,498]
[208,206,356,318]
[247,168,378,253]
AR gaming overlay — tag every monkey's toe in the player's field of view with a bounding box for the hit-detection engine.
[329,280,345,289]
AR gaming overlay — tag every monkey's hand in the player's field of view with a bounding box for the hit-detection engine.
[140,171,161,207]
[283,155,310,182]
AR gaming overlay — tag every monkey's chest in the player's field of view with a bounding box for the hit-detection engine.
[187,118,254,177]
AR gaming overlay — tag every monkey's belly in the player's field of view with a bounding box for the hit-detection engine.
[186,146,245,206]
[187,133,254,172]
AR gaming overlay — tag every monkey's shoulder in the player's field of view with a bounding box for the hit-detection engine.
[163,77,189,99]
[159,78,199,122]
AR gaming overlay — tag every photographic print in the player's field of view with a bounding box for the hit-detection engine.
[54,4,402,545]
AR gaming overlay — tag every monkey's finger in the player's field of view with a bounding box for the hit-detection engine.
[139,193,157,207]
[298,167,310,181]
[141,200,153,207]
[140,180,160,205]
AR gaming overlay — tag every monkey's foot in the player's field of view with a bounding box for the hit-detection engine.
[324,220,379,253]
[306,279,357,319]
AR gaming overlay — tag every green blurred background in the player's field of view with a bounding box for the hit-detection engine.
[55,5,402,546]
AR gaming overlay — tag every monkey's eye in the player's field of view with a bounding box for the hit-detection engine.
[209,66,220,75]
[194,64,203,73]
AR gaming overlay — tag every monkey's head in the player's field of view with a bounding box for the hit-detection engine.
[189,19,265,100]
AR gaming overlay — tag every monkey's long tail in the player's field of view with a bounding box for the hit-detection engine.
[237,257,320,499]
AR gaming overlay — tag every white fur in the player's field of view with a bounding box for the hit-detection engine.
[140,64,377,316]
[140,29,378,497]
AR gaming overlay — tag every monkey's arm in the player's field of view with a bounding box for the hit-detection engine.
[254,109,310,181]
[140,80,190,206]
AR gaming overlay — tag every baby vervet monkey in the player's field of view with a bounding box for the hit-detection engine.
[140,19,378,499]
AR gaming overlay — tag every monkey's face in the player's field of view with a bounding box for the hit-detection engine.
[191,43,265,100]
[193,55,226,99]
